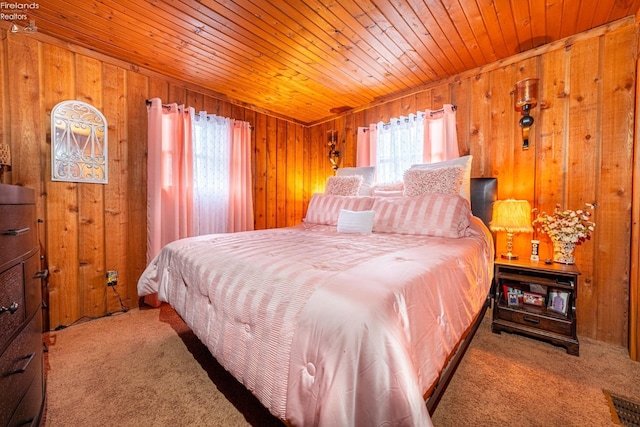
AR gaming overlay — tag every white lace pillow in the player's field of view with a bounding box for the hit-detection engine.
[325,175,364,196]
[372,193,472,238]
[403,165,464,197]
[336,166,376,196]
[410,155,473,201]
[337,209,375,234]
[304,193,375,225]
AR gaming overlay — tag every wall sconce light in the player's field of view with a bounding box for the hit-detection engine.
[0,143,12,184]
[327,130,340,171]
[514,78,539,150]
[490,199,533,260]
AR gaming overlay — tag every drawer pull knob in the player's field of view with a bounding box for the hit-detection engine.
[34,269,49,279]
[1,227,30,236]
[11,352,36,375]
[523,316,540,325]
[0,301,19,315]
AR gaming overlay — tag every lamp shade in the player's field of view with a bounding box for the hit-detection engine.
[0,143,11,166]
[490,199,533,233]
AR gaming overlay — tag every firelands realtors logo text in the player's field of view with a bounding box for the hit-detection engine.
[1,2,39,22]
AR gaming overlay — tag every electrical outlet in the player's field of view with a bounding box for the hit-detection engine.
[106,270,118,286]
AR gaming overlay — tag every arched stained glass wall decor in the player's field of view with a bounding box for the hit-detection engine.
[51,100,108,184]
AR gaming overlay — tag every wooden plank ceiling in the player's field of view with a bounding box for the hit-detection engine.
[4,0,640,123]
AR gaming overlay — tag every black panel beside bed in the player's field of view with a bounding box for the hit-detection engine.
[470,177,497,228]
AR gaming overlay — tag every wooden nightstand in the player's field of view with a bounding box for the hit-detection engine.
[492,258,579,356]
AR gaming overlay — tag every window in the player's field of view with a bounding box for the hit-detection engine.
[375,114,424,184]
[191,112,231,235]
[357,105,459,183]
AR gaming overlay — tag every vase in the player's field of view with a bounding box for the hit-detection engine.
[552,240,576,264]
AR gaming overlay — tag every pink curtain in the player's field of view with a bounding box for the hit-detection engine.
[356,125,377,167]
[146,98,193,263]
[145,98,193,307]
[228,120,254,232]
[147,98,254,246]
[422,104,459,163]
[356,104,459,167]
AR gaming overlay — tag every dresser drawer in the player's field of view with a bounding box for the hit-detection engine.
[0,204,37,271]
[0,264,26,350]
[0,313,42,427]
[8,368,44,427]
[496,306,573,336]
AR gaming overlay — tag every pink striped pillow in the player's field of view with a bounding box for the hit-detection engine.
[304,193,375,225]
[372,193,472,238]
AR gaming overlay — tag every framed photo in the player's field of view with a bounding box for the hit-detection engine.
[548,289,570,315]
[523,291,545,307]
[507,290,520,307]
[503,285,523,305]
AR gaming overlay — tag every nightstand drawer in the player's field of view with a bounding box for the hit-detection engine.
[496,307,572,336]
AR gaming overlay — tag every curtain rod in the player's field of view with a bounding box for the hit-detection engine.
[361,104,458,130]
[387,105,457,126]
[431,104,457,114]
[145,99,172,109]
[145,99,255,130]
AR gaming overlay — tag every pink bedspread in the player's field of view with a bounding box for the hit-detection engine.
[138,217,494,426]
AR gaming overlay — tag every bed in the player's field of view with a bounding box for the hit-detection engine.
[138,177,497,427]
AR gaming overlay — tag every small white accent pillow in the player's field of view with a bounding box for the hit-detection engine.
[304,193,375,226]
[410,155,473,202]
[403,165,464,197]
[372,193,472,238]
[336,166,376,196]
[325,175,363,196]
[337,209,375,234]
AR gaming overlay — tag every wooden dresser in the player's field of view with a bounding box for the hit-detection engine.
[0,184,45,426]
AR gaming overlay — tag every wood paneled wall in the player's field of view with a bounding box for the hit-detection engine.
[0,20,638,352]
[314,22,637,348]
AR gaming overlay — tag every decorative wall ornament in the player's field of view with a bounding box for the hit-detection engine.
[327,129,340,171]
[51,100,108,184]
[514,78,539,149]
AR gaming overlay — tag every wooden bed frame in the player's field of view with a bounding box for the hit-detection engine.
[426,177,497,414]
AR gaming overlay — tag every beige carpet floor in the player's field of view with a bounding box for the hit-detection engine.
[43,304,640,426]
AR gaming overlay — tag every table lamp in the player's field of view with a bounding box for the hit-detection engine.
[490,199,533,260]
